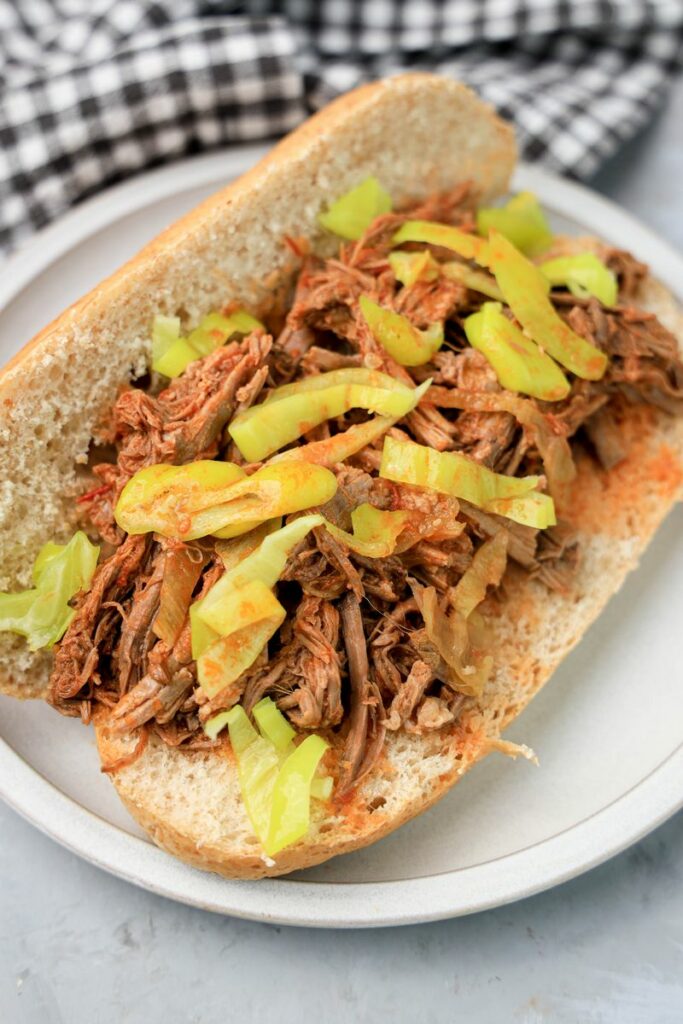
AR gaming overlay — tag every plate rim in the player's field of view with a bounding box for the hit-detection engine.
[1,152,682,928]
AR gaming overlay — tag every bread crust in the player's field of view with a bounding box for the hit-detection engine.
[1,74,681,878]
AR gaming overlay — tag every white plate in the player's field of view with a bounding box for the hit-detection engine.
[1,148,682,928]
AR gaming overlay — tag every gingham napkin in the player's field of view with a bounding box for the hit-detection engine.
[1,0,682,253]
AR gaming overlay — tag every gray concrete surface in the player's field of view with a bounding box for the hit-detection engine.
[1,76,683,1024]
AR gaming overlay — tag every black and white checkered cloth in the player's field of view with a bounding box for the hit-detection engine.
[1,1,682,253]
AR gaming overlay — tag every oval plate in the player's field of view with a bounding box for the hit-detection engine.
[0,148,682,927]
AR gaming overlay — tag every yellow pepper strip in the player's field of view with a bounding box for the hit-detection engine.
[426,386,576,494]
[253,696,295,752]
[204,708,233,741]
[208,465,335,539]
[188,310,265,357]
[115,460,336,541]
[215,519,282,571]
[229,368,427,462]
[539,253,618,306]
[272,414,395,467]
[151,309,264,377]
[151,315,200,378]
[115,460,244,538]
[196,580,286,698]
[359,295,444,367]
[389,248,503,300]
[325,504,410,558]
[413,583,492,698]
[265,734,328,856]
[487,231,608,381]
[271,381,431,470]
[318,176,391,240]
[393,220,491,265]
[451,531,509,619]
[0,531,100,651]
[388,250,440,286]
[151,314,181,364]
[214,705,329,855]
[477,191,553,256]
[225,705,281,845]
[198,515,324,632]
[440,262,504,300]
[464,302,570,402]
[380,435,556,529]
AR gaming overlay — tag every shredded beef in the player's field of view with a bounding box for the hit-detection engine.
[338,592,385,794]
[245,595,343,729]
[82,333,272,537]
[46,183,683,784]
[49,534,151,712]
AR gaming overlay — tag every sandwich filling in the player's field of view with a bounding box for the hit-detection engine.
[9,183,683,823]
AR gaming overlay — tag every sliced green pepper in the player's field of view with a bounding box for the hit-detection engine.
[253,696,296,753]
[226,705,281,845]
[198,514,324,631]
[539,253,618,306]
[379,436,555,529]
[151,309,264,377]
[440,262,504,300]
[115,461,336,541]
[393,220,490,265]
[487,232,608,381]
[196,580,286,698]
[265,734,328,856]
[388,250,440,287]
[359,295,443,366]
[464,301,570,401]
[318,176,391,240]
[477,191,553,256]
[0,531,100,651]
[325,503,410,558]
[188,310,264,357]
[229,368,428,462]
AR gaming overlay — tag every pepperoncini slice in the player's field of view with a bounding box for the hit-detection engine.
[318,176,391,240]
[198,515,324,632]
[193,516,325,697]
[225,705,281,845]
[477,192,553,255]
[253,697,296,752]
[271,414,398,468]
[151,309,264,377]
[539,253,618,306]
[325,503,410,558]
[359,295,444,366]
[392,220,490,265]
[196,580,286,698]
[209,465,336,540]
[265,734,328,855]
[451,531,509,619]
[487,231,608,381]
[440,262,504,300]
[388,250,440,287]
[115,461,336,541]
[0,531,100,651]
[228,368,427,462]
[216,705,328,856]
[379,436,556,529]
[188,310,264,357]
[464,301,570,401]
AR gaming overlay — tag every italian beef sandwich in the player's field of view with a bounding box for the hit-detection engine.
[0,74,682,877]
